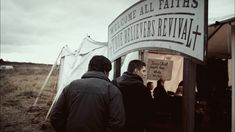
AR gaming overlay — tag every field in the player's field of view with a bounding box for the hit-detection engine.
[0,62,58,132]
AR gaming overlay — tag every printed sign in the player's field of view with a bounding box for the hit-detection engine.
[108,0,207,62]
[147,59,173,80]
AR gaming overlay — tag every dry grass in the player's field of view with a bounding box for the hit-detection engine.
[0,64,58,132]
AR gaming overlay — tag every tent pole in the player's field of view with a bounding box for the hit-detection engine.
[232,24,235,132]
[33,47,64,107]
[45,56,64,120]
[45,70,59,120]
[183,58,196,132]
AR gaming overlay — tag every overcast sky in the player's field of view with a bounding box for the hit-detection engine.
[1,0,234,64]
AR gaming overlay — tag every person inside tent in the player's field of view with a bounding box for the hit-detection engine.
[146,81,154,97]
[153,78,170,112]
[50,55,125,132]
[172,81,183,123]
[153,78,167,100]
[174,81,183,96]
[147,81,154,91]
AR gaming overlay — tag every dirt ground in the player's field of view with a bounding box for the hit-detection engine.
[0,63,58,132]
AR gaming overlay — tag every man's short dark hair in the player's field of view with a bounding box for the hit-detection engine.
[127,60,146,73]
[88,55,111,73]
[147,81,153,87]
[157,78,164,86]
[178,81,183,86]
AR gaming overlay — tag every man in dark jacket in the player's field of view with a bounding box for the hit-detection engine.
[112,60,153,132]
[50,55,125,132]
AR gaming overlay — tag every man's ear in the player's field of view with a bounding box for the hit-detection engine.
[134,68,138,74]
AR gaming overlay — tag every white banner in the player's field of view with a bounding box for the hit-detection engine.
[108,0,207,62]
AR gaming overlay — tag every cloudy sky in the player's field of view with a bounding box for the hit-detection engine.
[1,0,234,64]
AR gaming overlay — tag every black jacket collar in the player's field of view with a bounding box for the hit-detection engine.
[116,72,143,85]
[82,71,110,82]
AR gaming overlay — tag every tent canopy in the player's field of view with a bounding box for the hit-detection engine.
[208,17,235,59]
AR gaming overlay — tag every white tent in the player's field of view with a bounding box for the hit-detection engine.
[56,38,108,95]
[45,16,234,121]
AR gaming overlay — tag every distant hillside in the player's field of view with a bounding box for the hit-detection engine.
[0,59,52,66]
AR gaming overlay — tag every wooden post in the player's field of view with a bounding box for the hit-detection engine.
[183,58,196,132]
[231,24,235,132]
[114,57,121,78]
